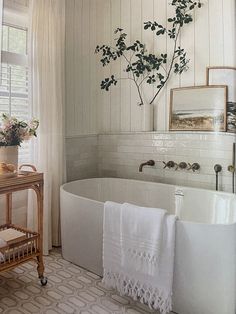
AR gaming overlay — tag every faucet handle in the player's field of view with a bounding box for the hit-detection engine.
[192,163,200,172]
[214,164,222,173]
[228,165,235,173]
[188,162,200,172]
[168,161,176,168]
[177,162,188,170]
[163,160,176,169]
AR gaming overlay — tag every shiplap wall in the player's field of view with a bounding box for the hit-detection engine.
[4,0,28,8]
[66,0,98,136]
[65,0,236,135]
[13,0,28,5]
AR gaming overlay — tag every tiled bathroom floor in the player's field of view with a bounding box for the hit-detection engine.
[0,249,162,314]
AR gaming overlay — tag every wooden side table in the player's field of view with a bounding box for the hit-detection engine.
[0,165,47,286]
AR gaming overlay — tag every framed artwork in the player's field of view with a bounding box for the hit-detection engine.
[169,86,227,132]
[206,67,236,133]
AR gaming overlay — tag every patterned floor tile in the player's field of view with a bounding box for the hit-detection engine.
[0,249,167,314]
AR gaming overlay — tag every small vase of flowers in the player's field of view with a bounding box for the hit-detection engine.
[0,114,39,170]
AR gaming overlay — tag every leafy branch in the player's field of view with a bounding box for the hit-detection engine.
[95,0,202,106]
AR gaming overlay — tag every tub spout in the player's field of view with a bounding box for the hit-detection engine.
[139,160,155,172]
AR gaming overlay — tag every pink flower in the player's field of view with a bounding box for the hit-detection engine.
[0,114,39,147]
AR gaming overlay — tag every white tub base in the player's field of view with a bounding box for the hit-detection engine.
[61,178,236,314]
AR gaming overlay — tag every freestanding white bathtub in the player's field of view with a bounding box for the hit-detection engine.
[60,178,236,314]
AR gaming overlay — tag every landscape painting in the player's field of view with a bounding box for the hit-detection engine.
[207,67,236,133]
[169,86,227,132]
[227,102,236,132]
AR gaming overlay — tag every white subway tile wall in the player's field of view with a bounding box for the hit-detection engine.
[66,133,236,193]
[66,135,98,181]
[98,133,236,192]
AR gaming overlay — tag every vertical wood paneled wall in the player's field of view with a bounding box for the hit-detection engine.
[65,0,236,136]
[4,0,28,7]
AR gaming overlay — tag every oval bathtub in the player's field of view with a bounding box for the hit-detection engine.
[60,178,236,314]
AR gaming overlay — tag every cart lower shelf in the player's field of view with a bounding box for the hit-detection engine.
[0,170,46,285]
[0,224,43,275]
[0,224,47,285]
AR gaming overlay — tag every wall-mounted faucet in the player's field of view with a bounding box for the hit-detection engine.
[214,164,222,191]
[139,160,155,172]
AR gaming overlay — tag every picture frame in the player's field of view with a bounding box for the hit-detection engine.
[206,66,236,133]
[169,86,227,132]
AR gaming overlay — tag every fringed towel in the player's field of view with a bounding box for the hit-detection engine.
[103,202,177,314]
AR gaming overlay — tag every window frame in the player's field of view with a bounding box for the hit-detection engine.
[0,1,31,162]
[1,22,28,67]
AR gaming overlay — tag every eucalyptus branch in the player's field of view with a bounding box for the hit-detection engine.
[130,51,135,63]
[139,74,151,87]
[95,0,202,108]
[117,77,135,81]
[160,64,167,74]
[122,52,144,105]
[150,26,181,105]
[122,52,131,64]
[132,72,144,106]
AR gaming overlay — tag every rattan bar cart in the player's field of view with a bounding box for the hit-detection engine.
[0,165,47,286]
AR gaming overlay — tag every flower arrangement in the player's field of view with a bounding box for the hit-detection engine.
[0,114,39,147]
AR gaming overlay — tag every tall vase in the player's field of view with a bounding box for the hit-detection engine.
[141,103,154,132]
[0,146,18,169]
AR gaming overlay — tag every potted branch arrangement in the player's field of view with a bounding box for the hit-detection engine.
[95,0,202,131]
[0,114,39,170]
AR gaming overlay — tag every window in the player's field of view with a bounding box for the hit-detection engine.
[0,21,30,162]
[1,24,28,119]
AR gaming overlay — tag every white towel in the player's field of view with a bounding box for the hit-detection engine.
[103,202,177,314]
[103,202,122,274]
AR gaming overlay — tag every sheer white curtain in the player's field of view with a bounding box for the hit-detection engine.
[0,0,2,63]
[28,0,66,254]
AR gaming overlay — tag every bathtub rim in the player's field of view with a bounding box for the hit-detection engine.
[60,177,236,227]
[61,177,235,198]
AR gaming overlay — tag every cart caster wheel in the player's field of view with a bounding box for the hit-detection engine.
[40,277,48,286]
